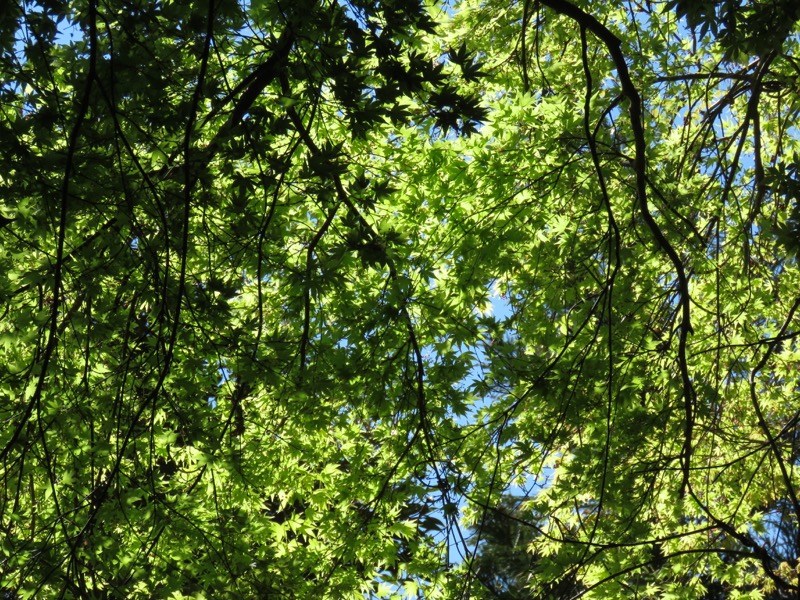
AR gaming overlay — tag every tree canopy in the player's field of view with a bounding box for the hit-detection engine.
[2,0,800,597]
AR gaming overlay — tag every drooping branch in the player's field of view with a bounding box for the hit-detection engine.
[748,296,800,542]
[0,0,101,466]
[280,73,442,481]
[538,0,696,495]
[66,0,219,568]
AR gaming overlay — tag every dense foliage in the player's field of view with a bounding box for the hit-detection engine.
[2,0,800,597]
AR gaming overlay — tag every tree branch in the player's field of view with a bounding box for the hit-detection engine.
[539,0,696,496]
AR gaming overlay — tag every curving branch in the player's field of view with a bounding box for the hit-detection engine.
[0,0,101,467]
[280,73,443,482]
[538,0,696,496]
